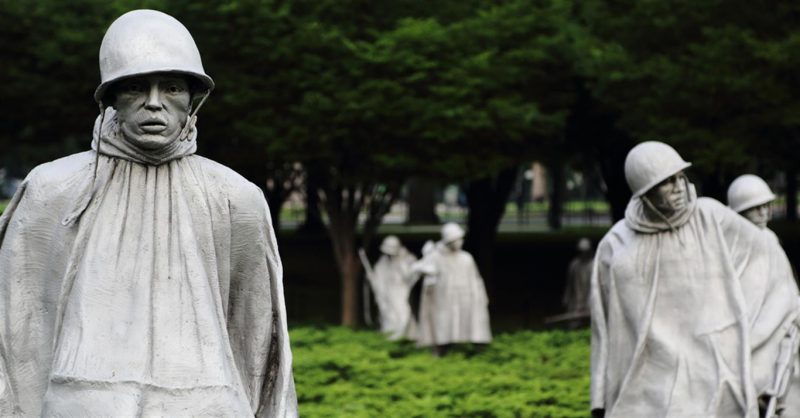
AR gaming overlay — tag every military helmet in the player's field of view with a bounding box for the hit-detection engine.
[441,222,465,244]
[421,240,437,257]
[727,174,776,213]
[379,235,402,256]
[94,9,214,104]
[624,141,692,197]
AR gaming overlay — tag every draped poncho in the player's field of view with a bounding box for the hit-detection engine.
[591,188,798,417]
[0,109,297,417]
[370,249,418,340]
[413,247,491,347]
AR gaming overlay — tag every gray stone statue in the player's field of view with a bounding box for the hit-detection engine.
[364,235,418,340]
[562,237,594,314]
[0,10,296,417]
[591,142,799,417]
[412,223,491,356]
[414,239,441,349]
[728,174,777,229]
[728,174,800,417]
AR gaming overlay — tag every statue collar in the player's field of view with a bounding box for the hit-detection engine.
[624,184,698,233]
[91,107,197,166]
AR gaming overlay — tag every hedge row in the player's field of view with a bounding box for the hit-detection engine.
[291,326,591,417]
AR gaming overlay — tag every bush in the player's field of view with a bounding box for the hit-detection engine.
[291,326,590,417]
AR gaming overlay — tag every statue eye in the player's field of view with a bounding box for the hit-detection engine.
[167,84,185,94]
[123,82,145,93]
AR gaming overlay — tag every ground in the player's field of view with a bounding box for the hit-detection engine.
[291,326,590,418]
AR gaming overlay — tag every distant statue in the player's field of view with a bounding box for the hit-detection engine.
[728,174,800,417]
[591,142,799,418]
[360,236,418,340]
[414,240,441,349]
[728,174,776,230]
[0,10,296,417]
[412,223,491,356]
[563,238,594,314]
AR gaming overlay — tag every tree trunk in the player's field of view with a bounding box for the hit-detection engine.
[339,245,360,327]
[566,79,632,223]
[320,182,400,327]
[300,167,325,234]
[264,184,285,235]
[597,152,630,222]
[547,161,564,230]
[787,169,797,221]
[406,177,439,225]
[464,166,518,291]
[324,198,360,328]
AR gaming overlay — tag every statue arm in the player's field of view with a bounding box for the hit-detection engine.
[401,254,421,286]
[0,179,27,414]
[411,257,437,277]
[228,184,297,418]
[590,240,612,412]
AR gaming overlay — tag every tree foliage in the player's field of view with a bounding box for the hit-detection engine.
[580,0,800,195]
[4,0,800,323]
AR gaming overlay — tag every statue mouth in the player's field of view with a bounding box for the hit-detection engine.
[139,119,167,133]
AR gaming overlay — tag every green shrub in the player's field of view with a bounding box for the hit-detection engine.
[291,326,590,418]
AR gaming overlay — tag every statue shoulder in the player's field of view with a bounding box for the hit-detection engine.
[191,156,255,190]
[695,196,727,212]
[600,219,632,247]
[191,156,268,209]
[458,250,478,266]
[25,151,95,196]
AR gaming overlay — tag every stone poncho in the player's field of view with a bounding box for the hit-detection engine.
[591,188,798,417]
[413,246,491,347]
[0,110,297,417]
[370,248,418,340]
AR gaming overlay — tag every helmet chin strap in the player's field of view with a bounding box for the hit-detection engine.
[94,102,107,180]
[179,89,210,141]
[641,177,693,247]
[642,195,677,232]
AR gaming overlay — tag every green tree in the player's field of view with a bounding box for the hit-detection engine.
[580,0,800,213]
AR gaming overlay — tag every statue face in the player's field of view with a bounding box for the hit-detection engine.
[446,238,463,252]
[113,74,191,150]
[645,171,687,217]
[742,203,771,229]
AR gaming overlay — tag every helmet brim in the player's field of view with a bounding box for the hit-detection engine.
[94,69,214,104]
[632,162,692,197]
[442,233,465,244]
[732,194,776,213]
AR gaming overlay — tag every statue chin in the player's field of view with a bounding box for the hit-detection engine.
[122,131,180,150]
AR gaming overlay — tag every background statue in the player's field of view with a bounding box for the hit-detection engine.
[562,237,594,314]
[728,174,777,230]
[413,239,441,351]
[412,223,491,356]
[591,141,798,418]
[728,174,800,417]
[361,235,418,340]
[0,10,296,417]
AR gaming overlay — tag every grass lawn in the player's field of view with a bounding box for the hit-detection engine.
[291,326,590,418]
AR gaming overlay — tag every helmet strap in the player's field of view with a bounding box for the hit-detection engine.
[94,102,106,180]
[642,195,686,246]
[179,89,210,141]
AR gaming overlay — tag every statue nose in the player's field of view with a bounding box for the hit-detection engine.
[144,84,163,110]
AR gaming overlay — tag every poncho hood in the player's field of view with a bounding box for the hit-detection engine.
[624,183,698,233]
[91,107,197,165]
